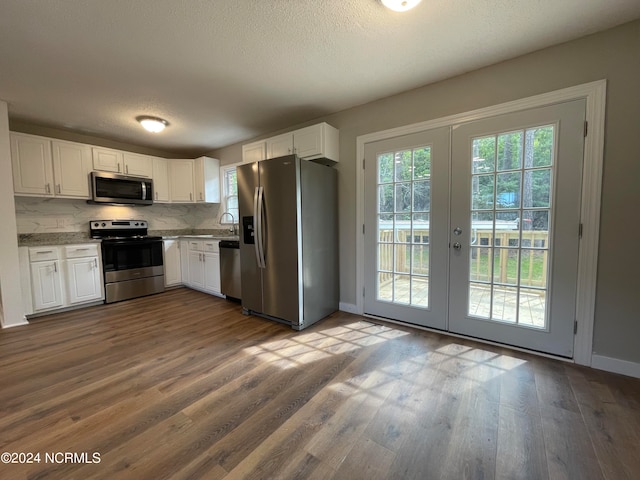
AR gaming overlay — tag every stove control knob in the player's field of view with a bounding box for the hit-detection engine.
[134,222,139,226]
[102,222,106,227]
[141,222,145,227]
[94,222,99,227]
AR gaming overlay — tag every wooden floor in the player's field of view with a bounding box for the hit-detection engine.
[1,288,639,480]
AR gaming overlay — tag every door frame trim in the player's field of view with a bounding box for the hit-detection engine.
[355,80,606,366]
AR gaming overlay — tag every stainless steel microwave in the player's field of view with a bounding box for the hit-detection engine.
[90,171,153,205]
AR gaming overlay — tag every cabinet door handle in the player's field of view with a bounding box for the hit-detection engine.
[200,192,203,200]
[53,262,57,273]
[56,184,61,194]
[190,192,193,201]
[118,163,121,173]
[45,183,51,194]
[94,258,98,268]
[155,191,158,200]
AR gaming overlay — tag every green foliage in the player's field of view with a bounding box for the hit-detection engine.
[471,126,554,216]
[378,147,431,214]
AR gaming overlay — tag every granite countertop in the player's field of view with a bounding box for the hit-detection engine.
[19,229,238,247]
[18,233,99,247]
[176,235,239,241]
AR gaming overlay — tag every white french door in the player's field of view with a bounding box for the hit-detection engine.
[363,100,586,357]
[363,127,450,329]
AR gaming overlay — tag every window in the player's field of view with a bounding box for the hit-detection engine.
[220,164,239,224]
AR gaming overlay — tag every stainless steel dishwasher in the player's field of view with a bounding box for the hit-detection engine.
[219,240,241,299]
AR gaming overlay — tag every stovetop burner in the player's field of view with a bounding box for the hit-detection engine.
[90,219,155,240]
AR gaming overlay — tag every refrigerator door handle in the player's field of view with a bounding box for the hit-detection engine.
[257,186,266,268]
[253,187,262,268]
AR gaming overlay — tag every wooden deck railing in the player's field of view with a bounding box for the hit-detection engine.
[378,228,549,287]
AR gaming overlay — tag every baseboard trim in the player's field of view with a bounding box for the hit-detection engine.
[339,302,358,314]
[591,354,640,379]
[1,317,29,329]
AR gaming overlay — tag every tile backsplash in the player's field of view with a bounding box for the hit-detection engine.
[15,197,223,234]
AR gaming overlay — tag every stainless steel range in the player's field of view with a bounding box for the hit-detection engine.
[90,220,164,303]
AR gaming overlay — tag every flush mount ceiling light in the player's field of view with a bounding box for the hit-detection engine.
[380,0,422,12]
[136,116,169,133]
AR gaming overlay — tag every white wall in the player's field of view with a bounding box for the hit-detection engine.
[0,100,27,327]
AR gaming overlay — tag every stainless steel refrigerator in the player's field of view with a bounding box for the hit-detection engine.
[237,155,338,330]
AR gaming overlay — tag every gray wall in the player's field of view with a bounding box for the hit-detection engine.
[211,20,640,364]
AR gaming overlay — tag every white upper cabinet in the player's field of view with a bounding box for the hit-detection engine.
[266,133,294,159]
[169,159,196,202]
[242,141,267,163]
[51,140,92,198]
[92,146,123,173]
[194,156,220,203]
[294,123,339,161]
[92,147,153,177]
[11,133,91,199]
[123,152,153,177]
[11,133,54,196]
[243,122,339,164]
[152,157,170,203]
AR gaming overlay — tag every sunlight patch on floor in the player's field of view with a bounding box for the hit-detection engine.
[243,321,409,369]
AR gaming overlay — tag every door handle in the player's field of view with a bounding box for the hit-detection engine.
[257,186,266,268]
[453,242,462,250]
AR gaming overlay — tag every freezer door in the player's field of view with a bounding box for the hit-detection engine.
[259,156,301,324]
[237,162,262,313]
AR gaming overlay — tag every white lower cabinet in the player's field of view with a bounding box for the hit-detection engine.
[20,244,104,316]
[64,244,102,304]
[30,255,64,312]
[182,239,222,296]
[188,250,205,289]
[163,239,182,286]
[203,252,220,294]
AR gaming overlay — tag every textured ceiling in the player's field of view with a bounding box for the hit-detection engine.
[1,0,639,156]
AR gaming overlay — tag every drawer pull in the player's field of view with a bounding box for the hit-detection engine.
[36,250,54,254]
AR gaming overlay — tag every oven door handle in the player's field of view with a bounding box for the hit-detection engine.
[102,239,162,246]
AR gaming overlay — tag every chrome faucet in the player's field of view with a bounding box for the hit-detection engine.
[220,211,237,235]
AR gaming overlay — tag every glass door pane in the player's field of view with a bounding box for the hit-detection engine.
[376,147,431,308]
[468,125,553,329]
